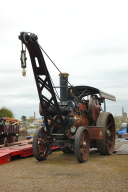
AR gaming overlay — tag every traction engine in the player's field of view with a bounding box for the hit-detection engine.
[19,32,116,163]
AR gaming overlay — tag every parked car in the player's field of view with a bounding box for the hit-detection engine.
[26,128,36,140]
[117,123,128,138]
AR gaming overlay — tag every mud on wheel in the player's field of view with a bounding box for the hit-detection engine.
[96,112,115,155]
[75,126,90,163]
[33,126,49,161]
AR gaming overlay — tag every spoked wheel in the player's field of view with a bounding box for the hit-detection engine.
[75,126,90,163]
[33,127,49,161]
[96,112,115,155]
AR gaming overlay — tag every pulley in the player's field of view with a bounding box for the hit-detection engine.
[20,41,27,76]
[21,50,26,67]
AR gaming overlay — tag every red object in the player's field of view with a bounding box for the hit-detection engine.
[0,138,58,165]
[79,103,87,111]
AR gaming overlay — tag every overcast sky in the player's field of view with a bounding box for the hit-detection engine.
[0,0,128,120]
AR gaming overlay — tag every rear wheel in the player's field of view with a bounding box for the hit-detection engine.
[96,112,115,155]
[75,126,90,163]
[33,127,49,161]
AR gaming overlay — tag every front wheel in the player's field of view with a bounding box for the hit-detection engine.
[33,127,49,161]
[75,126,90,163]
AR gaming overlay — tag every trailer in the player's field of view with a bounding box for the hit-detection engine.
[19,32,116,163]
[0,117,19,144]
[0,138,58,165]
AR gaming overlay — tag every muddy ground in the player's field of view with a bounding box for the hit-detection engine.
[0,136,128,192]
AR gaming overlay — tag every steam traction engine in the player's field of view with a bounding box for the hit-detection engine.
[19,32,116,163]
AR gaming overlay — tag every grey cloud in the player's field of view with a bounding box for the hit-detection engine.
[87,46,128,55]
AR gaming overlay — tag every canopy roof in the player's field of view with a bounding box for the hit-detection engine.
[69,86,116,101]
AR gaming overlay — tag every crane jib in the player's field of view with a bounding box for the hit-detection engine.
[19,32,65,134]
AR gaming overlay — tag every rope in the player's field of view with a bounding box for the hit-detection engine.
[27,34,88,103]
[39,45,88,101]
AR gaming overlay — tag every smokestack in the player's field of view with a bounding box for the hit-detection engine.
[122,107,124,117]
[34,112,36,119]
[59,73,69,102]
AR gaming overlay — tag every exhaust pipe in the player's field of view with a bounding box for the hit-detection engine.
[59,73,69,102]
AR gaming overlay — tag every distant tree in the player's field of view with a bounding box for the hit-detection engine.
[0,107,14,118]
[114,116,123,131]
[21,115,26,121]
[26,118,34,123]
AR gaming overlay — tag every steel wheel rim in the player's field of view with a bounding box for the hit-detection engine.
[105,115,115,154]
[80,129,90,161]
[38,130,49,159]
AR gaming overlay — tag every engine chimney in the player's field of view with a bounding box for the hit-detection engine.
[59,73,69,102]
